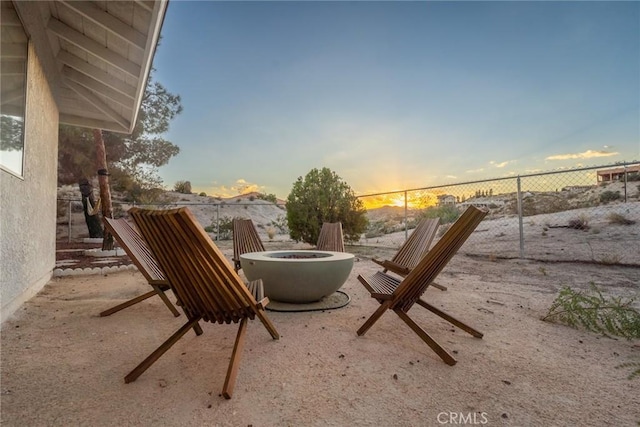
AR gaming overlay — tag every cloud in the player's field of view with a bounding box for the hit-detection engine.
[231,179,264,195]
[204,179,266,198]
[466,168,485,174]
[546,150,619,161]
[489,160,514,168]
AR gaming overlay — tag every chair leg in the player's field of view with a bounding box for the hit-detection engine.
[416,299,483,338]
[152,286,181,317]
[178,307,203,336]
[255,309,280,340]
[99,290,158,317]
[431,282,448,291]
[124,316,202,384]
[99,287,181,318]
[357,300,393,336]
[394,308,457,366]
[222,317,248,399]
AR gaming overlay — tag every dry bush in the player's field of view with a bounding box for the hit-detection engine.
[607,213,636,225]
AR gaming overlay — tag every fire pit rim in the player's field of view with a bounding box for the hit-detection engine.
[240,250,354,262]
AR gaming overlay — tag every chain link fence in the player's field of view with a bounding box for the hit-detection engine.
[357,162,640,266]
[58,162,640,266]
[56,197,289,244]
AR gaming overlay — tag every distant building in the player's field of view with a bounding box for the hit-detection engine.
[597,165,640,185]
[437,194,456,206]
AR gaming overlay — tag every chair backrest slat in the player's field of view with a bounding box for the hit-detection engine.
[130,207,260,324]
[233,218,265,259]
[393,207,487,311]
[316,222,345,252]
[103,217,166,283]
[392,218,440,269]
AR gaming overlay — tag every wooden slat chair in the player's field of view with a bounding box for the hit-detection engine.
[357,206,488,366]
[316,222,345,252]
[232,218,265,273]
[101,217,181,318]
[372,217,447,291]
[126,207,279,399]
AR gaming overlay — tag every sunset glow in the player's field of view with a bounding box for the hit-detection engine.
[359,191,440,210]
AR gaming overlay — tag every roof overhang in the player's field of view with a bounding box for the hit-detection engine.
[8,0,168,134]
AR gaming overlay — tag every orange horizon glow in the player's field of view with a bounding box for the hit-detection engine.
[359,191,440,210]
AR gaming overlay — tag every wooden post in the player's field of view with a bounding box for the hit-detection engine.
[93,129,114,250]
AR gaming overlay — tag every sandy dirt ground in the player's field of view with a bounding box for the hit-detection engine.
[2,238,639,426]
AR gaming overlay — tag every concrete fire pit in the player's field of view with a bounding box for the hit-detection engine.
[240,250,354,303]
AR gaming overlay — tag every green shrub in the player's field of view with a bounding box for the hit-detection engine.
[199,192,207,197]
[257,193,278,204]
[207,215,233,240]
[542,284,640,340]
[600,190,621,204]
[173,180,192,194]
[286,167,368,244]
[270,215,288,234]
[417,204,460,224]
[626,172,640,182]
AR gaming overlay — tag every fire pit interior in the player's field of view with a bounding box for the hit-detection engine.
[240,250,354,303]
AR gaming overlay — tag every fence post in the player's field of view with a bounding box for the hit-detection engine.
[517,176,524,258]
[67,200,72,243]
[404,190,408,240]
[623,163,628,203]
[216,204,220,241]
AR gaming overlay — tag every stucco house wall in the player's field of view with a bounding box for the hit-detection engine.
[1,42,59,323]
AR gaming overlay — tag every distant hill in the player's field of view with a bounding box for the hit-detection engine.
[223,191,287,206]
[365,205,418,222]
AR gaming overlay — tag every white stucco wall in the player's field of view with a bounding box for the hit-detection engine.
[1,42,59,323]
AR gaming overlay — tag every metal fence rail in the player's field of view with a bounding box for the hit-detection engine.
[356,162,640,265]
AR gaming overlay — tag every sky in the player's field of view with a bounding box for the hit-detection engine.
[152,1,640,201]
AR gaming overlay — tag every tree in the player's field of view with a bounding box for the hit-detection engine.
[286,167,368,244]
[57,71,182,198]
[78,178,103,238]
[174,180,192,194]
[0,115,24,151]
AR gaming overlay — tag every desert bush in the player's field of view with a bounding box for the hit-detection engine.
[286,167,368,244]
[198,192,207,197]
[544,283,640,383]
[270,215,288,234]
[626,172,640,182]
[417,204,460,224]
[521,194,570,216]
[267,227,276,240]
[173,180,192,194]
[365,219,403,237]
[567,215,589,230]
[600,190,621,204]
[257,193,278,204]
[542,284,640,340]
[607,213,636,225]
[206,215,233,240]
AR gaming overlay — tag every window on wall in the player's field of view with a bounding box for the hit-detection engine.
[0,1,28,177]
